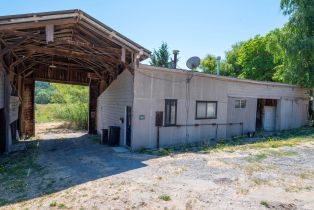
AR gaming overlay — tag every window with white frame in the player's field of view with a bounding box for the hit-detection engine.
[195,101,217,119]
[235,99,246,108]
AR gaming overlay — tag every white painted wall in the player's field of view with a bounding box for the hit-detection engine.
[279,98,308,130]
[0,70,4,109]
[226,97,257,137]
[96,70,134,146]
[131,65,309,149]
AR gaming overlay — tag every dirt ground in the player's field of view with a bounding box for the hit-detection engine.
[1,124,314,210]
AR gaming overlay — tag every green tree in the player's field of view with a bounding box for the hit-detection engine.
[199,54,217,74]
[35,81,54,104]
[223,42,244,77]
[50,83,89,130]
[150,42,174,68]
[279,0,314,87]
[50,83,88,104]
[237,35,277,81]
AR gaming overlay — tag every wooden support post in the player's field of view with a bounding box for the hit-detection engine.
[3,68,11,152]
[88,79,99,134]
[21,78,35,138]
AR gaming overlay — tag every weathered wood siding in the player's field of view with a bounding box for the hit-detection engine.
[96,70,133,146]
[21,78,35,137]
[131,64,309,150]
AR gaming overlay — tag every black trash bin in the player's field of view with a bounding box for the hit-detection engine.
[108,126,120,146]
[101,129,108,144]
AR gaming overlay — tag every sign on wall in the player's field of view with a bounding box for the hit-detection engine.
[9,96,20,123]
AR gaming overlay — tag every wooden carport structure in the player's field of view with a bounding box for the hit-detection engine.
[0,10,150,153]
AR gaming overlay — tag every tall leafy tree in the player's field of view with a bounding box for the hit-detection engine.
[280,0,314,87]
[199,54,217,74]
[224,42,244,77]
[237,35,277,81]
[150,42,174,68]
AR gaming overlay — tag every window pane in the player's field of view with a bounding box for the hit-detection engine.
[165,101,171,125]
[170,101,176,124]
[165,99,177,126]
[241,100,246,108]
[235,100,240,108]
[207,103,216,118]
[197,102,206,118]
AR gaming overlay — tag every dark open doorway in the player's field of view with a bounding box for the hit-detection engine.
[126,106,132,147]
[256,99,277,131]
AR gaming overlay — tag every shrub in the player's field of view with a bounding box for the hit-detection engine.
[159,194,171,201]
[53,102,88,130]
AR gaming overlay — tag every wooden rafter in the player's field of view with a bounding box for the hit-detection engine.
[19,46,121,64]
[0,37,28,57]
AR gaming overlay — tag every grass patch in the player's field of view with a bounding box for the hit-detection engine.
[242,164,264,176]
[0,199,9,206]
[89,135,100,143]
[0,142,45,206]
[249,153,269,162]
[247,150,298,162]
[50,201,57,207]
[35,103,88,130]
[35,104,60,123]
[260,201,270,208]
[159,194,171,201]
[137,127,314,156]
[251,177,269,185]
[58,203,67,209]
[298,171,314,179]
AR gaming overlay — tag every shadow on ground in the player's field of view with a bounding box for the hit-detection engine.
[0,134,156,207]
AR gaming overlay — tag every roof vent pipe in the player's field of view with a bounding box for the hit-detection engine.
[216,56,221,75]
[173,50,179,69]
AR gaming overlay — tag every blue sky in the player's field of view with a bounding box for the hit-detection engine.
[0,0,288,68]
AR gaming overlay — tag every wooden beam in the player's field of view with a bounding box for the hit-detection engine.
[17,63,36,75]
[53,39,122,54]
[0,37,28,57]
[1,30,44,40]
[0,18,77,31]
[121,47,126,63]
[21,46,120,64]
[9,52,34,70]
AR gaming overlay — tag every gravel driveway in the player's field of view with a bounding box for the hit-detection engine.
[1,124,314,210]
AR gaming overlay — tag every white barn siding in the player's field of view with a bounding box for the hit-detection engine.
[96,70,133,146]
[0,70,4,109]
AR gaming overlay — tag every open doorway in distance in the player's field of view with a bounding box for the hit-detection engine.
[34,81,89,139]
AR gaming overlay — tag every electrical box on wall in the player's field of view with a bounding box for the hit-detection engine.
[155,111,163,126]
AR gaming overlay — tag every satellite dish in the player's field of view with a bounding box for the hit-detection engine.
[186,56,201,70]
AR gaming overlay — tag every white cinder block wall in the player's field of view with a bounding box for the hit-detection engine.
[96,70,134,146]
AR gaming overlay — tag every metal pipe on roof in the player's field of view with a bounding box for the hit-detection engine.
[216,56,221,76]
